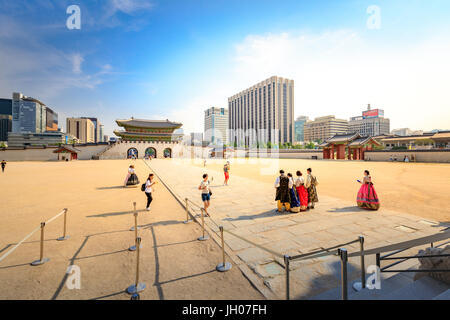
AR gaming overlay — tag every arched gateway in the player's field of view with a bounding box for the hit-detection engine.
[98,118,184,160]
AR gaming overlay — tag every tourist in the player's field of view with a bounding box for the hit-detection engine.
[124,165,140,187]
[305,168,319,209]
[287,173,300,213]
[144,174,157,211]
[274,170,291,212]
[1,160,6,173]
[198,173,211,217]
[404,155,410,163]
[203,159,207,167]
[295,171,309,211]
[223,161,230,186]
[356,170,380,210]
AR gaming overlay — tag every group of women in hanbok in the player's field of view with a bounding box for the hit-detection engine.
[275,168,318,213]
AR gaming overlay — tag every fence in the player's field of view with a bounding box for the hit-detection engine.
[0,208,70,266]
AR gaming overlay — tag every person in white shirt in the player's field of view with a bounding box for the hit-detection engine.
[198,173,211,217]
[145,174,157,211]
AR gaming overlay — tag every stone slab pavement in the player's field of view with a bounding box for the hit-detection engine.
[144,159,449,299]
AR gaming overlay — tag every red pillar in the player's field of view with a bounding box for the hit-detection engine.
[337,144,346,159]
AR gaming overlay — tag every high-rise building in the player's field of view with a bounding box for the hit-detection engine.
[11,92,58,134]
[190,132,203,144]
[228,76,295,146]
[204,107,229,145]
[294,116,309,142]
[304,116,348,142]
[0,98,12,142]
[66,117,96,143]
[348,104,390,137]
[99,124,104,142]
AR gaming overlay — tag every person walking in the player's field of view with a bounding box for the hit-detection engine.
[1,160,6,173]
[198,173,211,217]
[144,174,157,211]
[305,168,319,209]
[223,161,230,186]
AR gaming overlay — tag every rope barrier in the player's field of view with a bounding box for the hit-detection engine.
[0,208,69,264]
[223,229,284,259]
[0,225,41,263]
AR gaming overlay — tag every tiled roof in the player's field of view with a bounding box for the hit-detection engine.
[116,119,182,129]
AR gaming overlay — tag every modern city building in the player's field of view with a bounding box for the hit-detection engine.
[11,92,58,134]
[7,132,66,147]
[348,104,390,137]
[0,98,12,142]
[114,118,183,142]
[99,124,105,142]
[294,116,309,143]
[204,107,229,145]
[304,115,348,142]
[391,128,423,136]
[228,76,295,146]
[190,132,203,144]
[66,117,96,144]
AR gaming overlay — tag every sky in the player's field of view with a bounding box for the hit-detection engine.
[0,0,449,136]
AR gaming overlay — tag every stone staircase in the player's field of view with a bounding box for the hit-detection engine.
[310,254,449,300]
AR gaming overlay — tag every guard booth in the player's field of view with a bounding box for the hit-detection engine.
[53,145,80,161]
[321,133,381,160]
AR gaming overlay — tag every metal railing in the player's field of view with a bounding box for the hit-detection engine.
[284,236,364,300]
[377,240,450,273]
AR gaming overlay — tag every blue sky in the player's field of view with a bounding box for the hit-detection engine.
[1,0,449,136]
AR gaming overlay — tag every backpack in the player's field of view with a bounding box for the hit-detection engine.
[141,183,146,192]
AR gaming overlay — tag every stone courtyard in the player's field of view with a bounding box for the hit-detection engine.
[147,159,449,299]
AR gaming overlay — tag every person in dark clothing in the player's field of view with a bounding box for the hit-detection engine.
[275,170,291,212]
[1,160,6,173]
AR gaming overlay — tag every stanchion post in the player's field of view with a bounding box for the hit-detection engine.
[31,222,50,266]
[359,236,366,289]
[284,255,290,300]
[339,248,348,300]
[130,202,141,232]
[352,236,366,291]
[129,208,142,251]
[216,226,232,272]
[127,237,146,294]
[57,208,70,241]
[376,252,381,269]
[197,208,209,241]
[184,198,191,224]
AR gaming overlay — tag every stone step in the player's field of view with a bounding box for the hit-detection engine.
[382,276,449,300]
[433,289,450,300]
[349,272,413,300]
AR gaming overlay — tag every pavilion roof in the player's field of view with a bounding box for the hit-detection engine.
[348,137,381,147]
[53,145,80,153]
[326,132,361,143]
[116,118,182,129]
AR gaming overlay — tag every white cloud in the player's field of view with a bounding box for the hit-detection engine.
[109,0,154,15]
